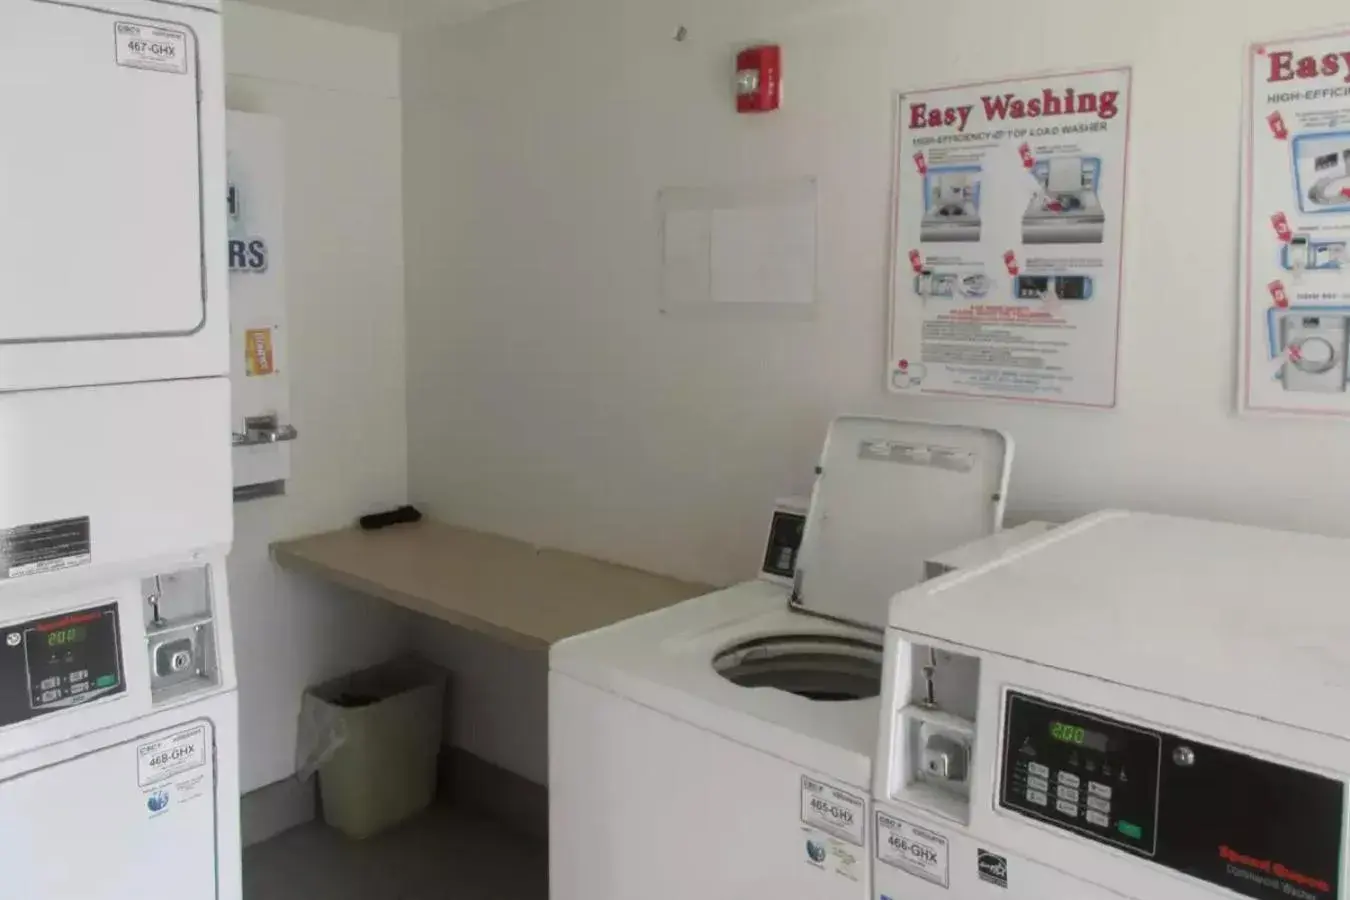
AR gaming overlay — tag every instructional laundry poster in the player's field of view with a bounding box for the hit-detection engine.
[889,68,1132,407]
[1241,30,1350,415]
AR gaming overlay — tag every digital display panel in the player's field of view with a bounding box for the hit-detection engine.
[1049,720,1109,752]
[46,625,88,648]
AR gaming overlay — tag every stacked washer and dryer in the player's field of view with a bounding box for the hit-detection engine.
[0,2,239,898]
[550,418,1015,900]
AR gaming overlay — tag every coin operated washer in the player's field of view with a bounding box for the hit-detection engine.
[0,554,240,900]
[550,417,1013,900]
[873,511,1350,900]
[0,0,231,581]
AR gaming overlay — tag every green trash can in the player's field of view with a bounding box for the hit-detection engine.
[297,660,446,840]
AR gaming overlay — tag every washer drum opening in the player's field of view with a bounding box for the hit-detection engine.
[713,634,883,701]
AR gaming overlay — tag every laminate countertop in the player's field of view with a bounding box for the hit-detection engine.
[271,520,711,652]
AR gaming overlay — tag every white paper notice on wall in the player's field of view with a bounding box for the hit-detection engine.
[662,209,712,308]
[659,178,817,318]
[711,204,816,306]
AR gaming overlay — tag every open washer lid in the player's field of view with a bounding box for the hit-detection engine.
[793,417,1012,631]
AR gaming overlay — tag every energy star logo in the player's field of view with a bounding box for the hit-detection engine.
[978,850,1008,888]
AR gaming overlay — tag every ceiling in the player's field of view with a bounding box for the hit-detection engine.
[230,0,525,32]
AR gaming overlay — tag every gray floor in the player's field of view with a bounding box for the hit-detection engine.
[244,805,548,900]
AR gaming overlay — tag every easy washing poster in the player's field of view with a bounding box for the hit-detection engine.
[888,68,1132,407]
[1241,29,1350,416]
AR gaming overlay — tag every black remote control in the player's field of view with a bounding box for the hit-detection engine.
[358,506,423,531]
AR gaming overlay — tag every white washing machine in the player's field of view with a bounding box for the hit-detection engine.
[550,417,1013,900]
[0,558,240,900]
[873,512,1350,900]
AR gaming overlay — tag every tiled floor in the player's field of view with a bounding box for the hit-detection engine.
[243,805,548,900]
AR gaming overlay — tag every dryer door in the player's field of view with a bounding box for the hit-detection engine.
[0,0,227,391]
[0,719,218,899]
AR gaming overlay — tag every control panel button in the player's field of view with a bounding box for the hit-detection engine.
[39,677,60,691]
[1088,781,1112,799]
[68,669,88,683]
[1028,762,1050,779]
[39,689,61,703]
[1056,799,1079,817]
[1028,775,1049,792]
[70,682,89,695]
[1056,785,1080,804]
[1087,795,1111,814]
[1026,789,1048,807]
[1057,771,1081,789]
[1118,821,1143,840]
[1086,810,1110,828]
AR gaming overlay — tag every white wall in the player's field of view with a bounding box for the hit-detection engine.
[402,0,1350,581]
[224,3,412,792]
[402,0,1350,781]
[412,622,550,783]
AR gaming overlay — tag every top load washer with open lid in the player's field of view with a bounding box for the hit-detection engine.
[0,0,228,393]
[550,417,1013,900]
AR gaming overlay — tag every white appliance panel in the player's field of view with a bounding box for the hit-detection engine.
[872,803,1120,899]
[1,2,201,339]
[550,673,871,900]
[0,379,231,585]
[796,418,1011,630]
[0,718,219,900]
[0,0,228,391]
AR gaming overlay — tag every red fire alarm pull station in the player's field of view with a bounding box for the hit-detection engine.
[736,45,782,113]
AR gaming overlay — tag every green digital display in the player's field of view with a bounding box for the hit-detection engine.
[46,626,88,648]
[1050,720,1109,752]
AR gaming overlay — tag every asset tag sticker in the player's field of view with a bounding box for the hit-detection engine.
[114,21,188,74]
[801,776,865,846]
[876,811,950,889]
[137,725,207,787]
